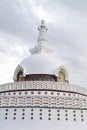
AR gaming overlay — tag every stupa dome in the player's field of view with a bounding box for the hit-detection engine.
[20,53,63,75]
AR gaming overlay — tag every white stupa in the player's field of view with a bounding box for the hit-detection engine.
[0,20,87,130]
[13,20,64,80]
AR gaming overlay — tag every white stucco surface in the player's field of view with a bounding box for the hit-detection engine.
[0,108,87,130]
[21,53,63,75]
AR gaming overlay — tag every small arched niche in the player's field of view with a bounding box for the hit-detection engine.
[13,65,24,82]
[57,66,69,83]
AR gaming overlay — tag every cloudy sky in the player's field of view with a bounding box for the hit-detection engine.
[0,0,87,88]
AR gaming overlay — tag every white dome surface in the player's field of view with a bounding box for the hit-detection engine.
[20,53,63,75]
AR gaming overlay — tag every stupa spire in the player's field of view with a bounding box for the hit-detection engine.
[30,20,53,55]
[37,20,48,45]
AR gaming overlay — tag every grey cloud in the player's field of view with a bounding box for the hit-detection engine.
[36,0,87,15]
[0,0,39,43]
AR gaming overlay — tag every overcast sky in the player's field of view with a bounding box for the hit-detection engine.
[0,0,87,88]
